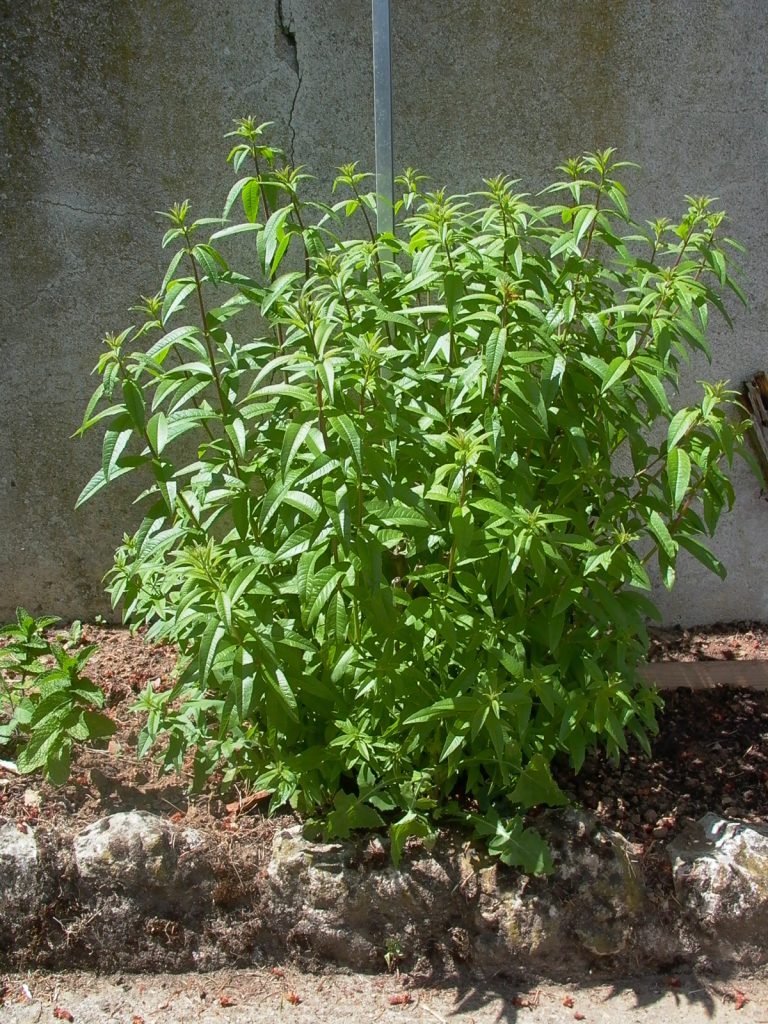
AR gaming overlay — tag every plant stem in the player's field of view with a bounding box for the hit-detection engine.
[183,231,244,478]
[252,149,272,219]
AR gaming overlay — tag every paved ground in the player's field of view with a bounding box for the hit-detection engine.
[2,967,767,1023]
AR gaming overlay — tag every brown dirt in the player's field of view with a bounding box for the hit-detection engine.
[648,621,768,662]
[2,622,768,858]
[0,626,294,850]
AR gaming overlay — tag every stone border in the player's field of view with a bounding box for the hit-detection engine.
[2,808,767,976]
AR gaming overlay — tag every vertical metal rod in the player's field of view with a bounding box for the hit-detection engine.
[372,0,394,236]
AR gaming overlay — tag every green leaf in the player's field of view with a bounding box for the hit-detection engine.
[509,753,568,809]
[102,428,133,481]
[404,696,475,724]
[75,463,132,508]
[330,415,363,473]
[439,729,467,762]
[306,567,344,625]
[144,325,198,361]
[16,717,63,774]
[198,620,227,687]
[225,418,247,460]
[46,742,72,786]
[667,408,698,450]
[248,383,311,403]
[241,178,261,223]
[327,590,348,648]
[475,812,552,874]
[283,490,322,520]
[485,326,507,392]
[161,281,196,324]
[122,380,146,430]
[390,811,433,867]
[146,412,168,455]
[193,244,227,283]
[666,447,691,512]
[370,503,431,528]
[648,510,677,559]
[573,204,597,246]
[677,534,726,579]
[235,647,256,720]
[443,270,464,314]
[636,367,671,413]
[472,497,514,522]
[600,357,631,394]
[259,205,293,276]
[327,791,385,840]
[269,667,298,718]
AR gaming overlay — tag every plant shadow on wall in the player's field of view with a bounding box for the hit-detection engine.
[63,121,750,872]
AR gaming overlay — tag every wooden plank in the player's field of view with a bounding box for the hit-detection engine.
[639,660,768,691]
[743,372,768,487]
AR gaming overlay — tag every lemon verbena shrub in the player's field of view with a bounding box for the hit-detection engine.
[78,125,746,871]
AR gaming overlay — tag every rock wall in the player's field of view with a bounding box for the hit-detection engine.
[2,0,767,623]
[3,809,768,974]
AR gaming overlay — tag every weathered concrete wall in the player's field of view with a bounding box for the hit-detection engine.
[1,0,766,623]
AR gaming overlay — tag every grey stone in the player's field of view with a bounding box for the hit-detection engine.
[0,822,40,905]
[667,813,768,947]
[479,810,649,961]
[74,810,178,890]
[5,807,768,973]
[266,811,658,971]
[266,826,455,968]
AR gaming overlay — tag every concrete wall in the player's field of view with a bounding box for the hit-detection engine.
[1,0,766,624]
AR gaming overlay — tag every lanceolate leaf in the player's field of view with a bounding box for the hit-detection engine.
[305,566,344,625]
[102,428,133,481]
[75,464,132,508]
[146,412,168,456]
[667,408,699,450]
[667,447,691,511]
[198,620,227,687]
[241,178,261,223]
[677,534,726,578]
[648,510,677,558]
[327,590,348,648]
[330,415,363,473]
[281,420,314,476]
[485,326,507,391]
[600,356,631,394]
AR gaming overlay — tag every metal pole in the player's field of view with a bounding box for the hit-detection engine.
[372,0,394,237]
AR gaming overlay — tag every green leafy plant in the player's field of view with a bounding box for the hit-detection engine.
[76,121,746,871]
[384,936,405,972]
[0,608,115,783]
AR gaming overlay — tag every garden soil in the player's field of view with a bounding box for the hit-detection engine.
[3,621,768,850]
[3,621,768,1021]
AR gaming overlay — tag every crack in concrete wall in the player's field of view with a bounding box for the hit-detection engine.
[276,0,302,165]
[17,198,131,219]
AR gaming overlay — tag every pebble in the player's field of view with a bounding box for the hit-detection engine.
[643,808,658,824]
